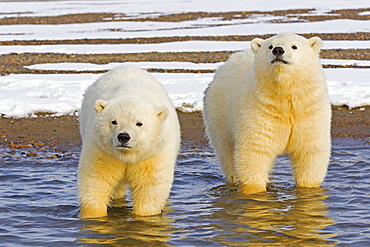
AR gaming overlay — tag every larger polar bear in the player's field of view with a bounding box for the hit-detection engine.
[203,33,331,194]
[78,66,180,218]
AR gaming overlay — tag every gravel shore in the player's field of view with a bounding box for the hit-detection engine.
[1,106,369,157]
[0,9,369,157]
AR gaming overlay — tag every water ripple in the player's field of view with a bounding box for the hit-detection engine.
[0,144,369,246]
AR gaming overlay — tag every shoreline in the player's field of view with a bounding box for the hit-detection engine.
[0,9,369,158]
[0,106,369,159]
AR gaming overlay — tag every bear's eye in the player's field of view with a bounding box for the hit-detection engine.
[292,45,297,49]
[136,122,143,127]
[111,120,117,125]
[269,45,273,49]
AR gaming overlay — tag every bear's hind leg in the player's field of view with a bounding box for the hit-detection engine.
[112,180,127,200]
[215,141,237,185]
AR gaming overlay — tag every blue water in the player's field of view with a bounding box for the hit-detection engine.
[0,139,369,246]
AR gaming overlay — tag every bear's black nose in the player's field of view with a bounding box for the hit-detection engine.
[117,133,131,143]
[272,46,285,56]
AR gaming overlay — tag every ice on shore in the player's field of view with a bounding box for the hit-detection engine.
[1,67,369,118]
[0,0,369,118]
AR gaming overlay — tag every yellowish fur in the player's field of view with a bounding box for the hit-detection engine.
[78,66,180,218]
[203,33,331,193]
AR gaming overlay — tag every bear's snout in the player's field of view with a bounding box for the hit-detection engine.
[117,133,131,144]
[272,46,285,56]
[271,46,288,64]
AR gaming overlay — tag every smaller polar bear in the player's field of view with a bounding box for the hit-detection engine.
[203,33,331,194]
[78,66,180,218]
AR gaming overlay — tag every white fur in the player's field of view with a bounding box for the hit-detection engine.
[78,66,180,218]
[203,33,331,194]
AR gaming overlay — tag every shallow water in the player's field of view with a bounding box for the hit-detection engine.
[1,140,369,246]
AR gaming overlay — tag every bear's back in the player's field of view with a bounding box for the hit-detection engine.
[84,66,168,105]
[204,49,255,120]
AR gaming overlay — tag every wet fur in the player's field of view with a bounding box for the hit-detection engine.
[203,33,331,193]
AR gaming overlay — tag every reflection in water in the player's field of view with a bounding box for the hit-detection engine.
[206,185,337,246]
[77,202,175,246]
[1,144,369,246]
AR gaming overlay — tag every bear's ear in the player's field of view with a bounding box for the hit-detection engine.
[308,37,322,53]
[94,99,109,113]
[155,106,169,121]
[251,38,264,53]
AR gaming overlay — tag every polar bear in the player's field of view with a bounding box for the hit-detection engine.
[203,33,331,194]
[78,66,180,218]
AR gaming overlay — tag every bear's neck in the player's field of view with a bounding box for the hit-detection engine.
[254,65,321,96]
[252,65,327,117]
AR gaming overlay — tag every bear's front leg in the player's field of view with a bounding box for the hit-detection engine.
[290,144,330,188]
[130,177,172,216]
[78,183,111,219]
[288,122,331,188]
[78,162,120,219]
[234,134,281,194]
[129,163,173,216]
[234,147,274,194]
[233,112,290,194]
[78,175,115,218]
[79,202,108,219]
[132,189,170,216]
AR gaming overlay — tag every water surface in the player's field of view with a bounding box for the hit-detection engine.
[1,140,369,246]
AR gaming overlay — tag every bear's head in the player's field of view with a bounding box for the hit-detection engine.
[251,33,322,76]
[93,97,169,162]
